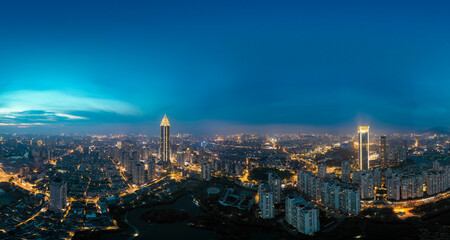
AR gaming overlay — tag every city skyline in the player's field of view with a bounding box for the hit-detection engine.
[0,1,449,134]
[0,104,448,239]
[0,1,449,240]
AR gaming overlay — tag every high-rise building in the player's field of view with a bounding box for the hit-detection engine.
[201,162,212,181]
[320,181,329,206]
[258,184,274,219]
[432,160,441,172]
[49,178,67,212]
[388,145,406,165]
[386,168,393,179]
[132,161,145,185]
[414,174,424,198]
[341,161,351,183]
[320,181,360,214]
[285,195,299,225]
[386,173,401,201]
[318,163,327,179]
[47,148,53,163]
[268,172,282,204]
[426,170,445,196]
[285,195,320,234]
[148,157,156,181]
[32,150,41,170]
[360,171,374,200]
[185,148,193,164]
[445,166,450,191]
[358,126,370,171]
[398,173,424,199]
[19,165,30,179]
[298,170,320,200]
[329,183,341,210]
[160,114,171,165]
[123,153,132,173]
[373,167,382,188]
[380,136,387,168]
[352,171,362,184]
[176,150,185,167]
[346,186,361,215]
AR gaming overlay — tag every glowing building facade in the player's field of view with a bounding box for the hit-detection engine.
[160,115,171,165]
[358,126,370,171]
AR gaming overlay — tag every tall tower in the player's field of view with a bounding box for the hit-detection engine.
[358,126,370,171]
[380,136,387,168]
[160,114,171,165]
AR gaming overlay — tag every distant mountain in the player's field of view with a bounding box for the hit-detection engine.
[421,127,450,135]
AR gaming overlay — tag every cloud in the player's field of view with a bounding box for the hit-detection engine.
[0,90,139,126]
[54,113,87,120]
[0,123,46,126]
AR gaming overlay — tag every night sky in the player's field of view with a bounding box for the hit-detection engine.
[0,1,449,134]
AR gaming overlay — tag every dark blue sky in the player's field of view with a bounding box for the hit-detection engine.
[0,1,449,134]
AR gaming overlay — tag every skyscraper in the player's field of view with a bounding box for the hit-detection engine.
[49,178,67,212]
[358,126,370,171]
[160,114,171,165]
[380,136,387,168]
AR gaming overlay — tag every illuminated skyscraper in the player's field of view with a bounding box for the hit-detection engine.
[380,136,387,168]
[358,126,370,171]
[160,114,171,165]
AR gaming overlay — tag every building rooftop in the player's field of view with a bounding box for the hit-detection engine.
[160,114,170,127]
